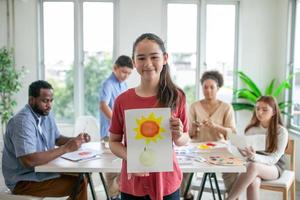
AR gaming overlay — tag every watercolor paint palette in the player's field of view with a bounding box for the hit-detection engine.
[197,142,227,150]
[206,155,245,166]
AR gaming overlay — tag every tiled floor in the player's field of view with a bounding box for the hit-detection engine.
[89,175,300,200]
[0,172,299,200]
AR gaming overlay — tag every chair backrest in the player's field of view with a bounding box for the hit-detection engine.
[285,139,295,171]
[74,116,100,142]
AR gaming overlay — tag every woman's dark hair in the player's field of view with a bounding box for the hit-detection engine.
[200,70,224,88]
[132,33,182,110]
[29,80,53,98]
[245,96,283,153]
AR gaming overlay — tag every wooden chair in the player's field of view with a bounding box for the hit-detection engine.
[260,139,296,200]
[74,115,100,142]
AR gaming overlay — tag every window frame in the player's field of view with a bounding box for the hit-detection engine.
[38,0,119,124]
[287,0,300,131]
[163,0,240,100]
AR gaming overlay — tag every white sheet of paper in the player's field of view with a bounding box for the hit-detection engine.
[125,108,173,173]
[61,148,102,162]
[228,132,266,151]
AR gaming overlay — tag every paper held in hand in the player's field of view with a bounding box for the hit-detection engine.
[228,132,266,151]
[125,108,173,173]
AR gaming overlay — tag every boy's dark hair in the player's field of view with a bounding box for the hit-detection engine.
[29,80,53,98]
[200,70,224,88]
[132,33,183,110]
[115,55,133,69]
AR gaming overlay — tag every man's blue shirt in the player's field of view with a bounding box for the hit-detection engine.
[99,73,127,138]
[2,104,61,190]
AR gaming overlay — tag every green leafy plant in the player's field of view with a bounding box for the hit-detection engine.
[0,47,25,135]
[232,71,293,116]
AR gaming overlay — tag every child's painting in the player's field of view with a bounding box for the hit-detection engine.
[125,108,173,173]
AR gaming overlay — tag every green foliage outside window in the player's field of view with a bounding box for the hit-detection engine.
[0,47,26,135]
[48,69,74,123]
[84,54,112,117]
[48,54,111,123]
[183,85,196,106]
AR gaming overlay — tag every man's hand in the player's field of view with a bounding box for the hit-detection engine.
[63,138,82,153]
[63,133,91,153]
[19,133,92,168]
[81,133,91,143]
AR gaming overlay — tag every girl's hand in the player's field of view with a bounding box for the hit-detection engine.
[238,148,247,157]
[127,173,150,180]
[170,117,183,140]
[239,146,255,159]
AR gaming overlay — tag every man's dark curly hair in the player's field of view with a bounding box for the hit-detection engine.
[200,70,224,88]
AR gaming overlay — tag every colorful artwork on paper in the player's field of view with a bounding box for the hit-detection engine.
[125,108,172,173]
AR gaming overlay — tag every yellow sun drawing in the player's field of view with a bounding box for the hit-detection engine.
[134,112,165,144]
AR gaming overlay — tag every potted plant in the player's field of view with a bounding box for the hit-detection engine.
[232,71,293,116]
[0,47,25,135]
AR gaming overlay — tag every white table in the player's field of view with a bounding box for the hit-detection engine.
[35,142,246,200]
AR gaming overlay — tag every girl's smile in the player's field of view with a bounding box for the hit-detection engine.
[133,39,168,81]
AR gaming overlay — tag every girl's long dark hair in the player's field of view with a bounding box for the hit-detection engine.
[132,33,183,110]
[245,96,283,153]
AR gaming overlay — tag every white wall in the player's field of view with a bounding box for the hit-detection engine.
[14,0,39,112]
[119,0,164,87]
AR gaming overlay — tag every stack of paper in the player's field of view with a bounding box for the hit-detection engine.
[228,132,266,151]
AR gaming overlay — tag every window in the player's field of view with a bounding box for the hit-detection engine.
[42,2,75,123]
[83,2,114,118]
[205,3,238,102]
[288,0,300,130]
[167,2,198,105]
[166,0,239,104]
[40,0,115,123]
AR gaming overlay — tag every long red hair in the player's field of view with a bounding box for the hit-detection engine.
[245,96,283,153]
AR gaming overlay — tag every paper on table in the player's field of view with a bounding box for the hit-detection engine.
[61,148,102,162]
[228,132,266,151]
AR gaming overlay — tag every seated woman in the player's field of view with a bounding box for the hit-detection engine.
[181,70,237,200]
[227,96,288,200]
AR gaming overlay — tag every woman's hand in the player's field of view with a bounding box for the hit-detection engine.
[192,120,202,131]
[202,118,217,129]
[127,173,150,180]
